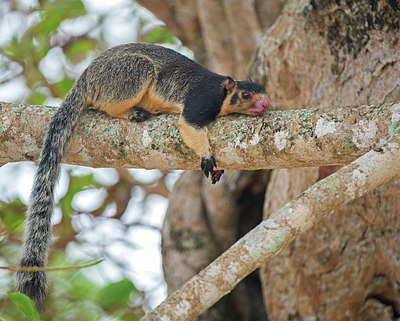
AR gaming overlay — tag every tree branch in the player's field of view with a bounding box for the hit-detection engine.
[140,138,400,321]
[2,100,400,319]
[1,101,399,169]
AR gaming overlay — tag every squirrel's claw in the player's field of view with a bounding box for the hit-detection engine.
[211,170,224,184]
[201,156,224,183]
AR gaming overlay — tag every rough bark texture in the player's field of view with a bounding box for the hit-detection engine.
[253,1,400,320]
[133,2,285,319]
[162,170,268,320]
[135,0,400,320]
[143,140,400,321]
[162,171,244,321]
[136,0,284,77]
[2,101,399,175]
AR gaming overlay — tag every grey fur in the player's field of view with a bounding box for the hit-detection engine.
[16,77,88,309]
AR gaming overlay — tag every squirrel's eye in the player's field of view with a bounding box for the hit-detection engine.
[242,92,251,100]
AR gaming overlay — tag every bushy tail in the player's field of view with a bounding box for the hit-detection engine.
[16,79,88,309]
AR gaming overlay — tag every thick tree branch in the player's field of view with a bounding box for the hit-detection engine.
[0,101,399,169]
[141,138,400,321]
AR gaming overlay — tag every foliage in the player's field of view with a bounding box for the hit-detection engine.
[2,291,39,321]
[0,0,181,104]
[0,167,172,319]
[0,0,182,319]
[0,165,178,319]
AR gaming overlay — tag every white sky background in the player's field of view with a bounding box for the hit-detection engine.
[0,0,188,309]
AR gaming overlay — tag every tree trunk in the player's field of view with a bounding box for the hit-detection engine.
[162,170,268,320]
[136,0,285,77]
[256,1,400,320]
[137,1,285,319]
[147,0,400,320]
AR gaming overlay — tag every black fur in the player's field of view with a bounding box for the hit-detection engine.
[236,80,266,94]
[201,155,217,178]
[230,92,239,106]
[128,107,153,122]
[182,75,227,127]
[200,156,224,184]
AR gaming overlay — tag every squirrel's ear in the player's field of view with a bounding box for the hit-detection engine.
[225,77,237,93]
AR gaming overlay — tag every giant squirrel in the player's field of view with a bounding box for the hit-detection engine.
[16,43,269,308]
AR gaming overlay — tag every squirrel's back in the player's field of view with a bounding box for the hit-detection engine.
[86,43,226,106]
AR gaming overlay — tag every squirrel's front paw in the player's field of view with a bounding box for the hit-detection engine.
[201,155,224,184]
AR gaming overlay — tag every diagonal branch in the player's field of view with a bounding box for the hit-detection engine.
[140,139,400,321]
[0,101,399,169]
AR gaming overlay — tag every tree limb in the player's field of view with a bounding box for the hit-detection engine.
[141,138,400,321]
[2,100,400,319]
[1,101,399,169]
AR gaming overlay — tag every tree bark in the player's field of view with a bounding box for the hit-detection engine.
[162,169,268,321]
[253,1,400,320]
[136,0,284,77]
[142,139,400,321]
[1,101,399,169]
[133,2,285,319]
[151,0,400,320]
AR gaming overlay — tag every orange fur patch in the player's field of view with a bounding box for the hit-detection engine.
[178,116,211,158]
[219,92,268,116]
[138,86,183,115]
[94,84,182,120]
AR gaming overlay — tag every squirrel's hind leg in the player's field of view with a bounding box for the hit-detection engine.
[127,107,153,122]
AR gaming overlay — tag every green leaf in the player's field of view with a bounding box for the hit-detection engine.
[30,90,48,105]
[39,10,64,35]
[33,0,87,36]
[4,37,33,62]
[0,198,25,220]
[65,39,96,58]
[141,28,175,44]
[4,37,21,57]
[8,292,40,321]
[97,279,137,309]
[53,78,74,97]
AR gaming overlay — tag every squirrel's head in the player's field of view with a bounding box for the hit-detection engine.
[220,77,269,116]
